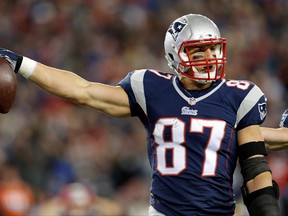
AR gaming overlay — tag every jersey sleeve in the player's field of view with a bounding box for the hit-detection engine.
[118,69,146,117]
[235,84,267,130]
[279,109,288,127]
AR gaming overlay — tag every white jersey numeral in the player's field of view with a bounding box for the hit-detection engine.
[226,80,250,90]
[190,119,226,176]
[153,118,186,175]
[153,118,226,176]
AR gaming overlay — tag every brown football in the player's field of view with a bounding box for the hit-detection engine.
[0,57,17,114]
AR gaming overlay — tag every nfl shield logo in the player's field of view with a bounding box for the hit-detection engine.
[188,97,197,106]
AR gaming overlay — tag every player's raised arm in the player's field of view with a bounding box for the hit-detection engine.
[261,108,288,151]
[263,128,288,151]
[0,48,131,117]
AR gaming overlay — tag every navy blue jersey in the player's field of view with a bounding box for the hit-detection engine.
[118,69,267,215]
[279,108,288,127]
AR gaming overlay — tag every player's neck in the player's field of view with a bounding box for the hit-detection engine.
[179,77,213,90]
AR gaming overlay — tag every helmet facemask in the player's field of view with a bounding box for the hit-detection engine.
[177,38,226,83]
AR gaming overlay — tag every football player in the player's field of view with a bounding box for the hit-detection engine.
[261,109,288,151]
[0,14,279,215]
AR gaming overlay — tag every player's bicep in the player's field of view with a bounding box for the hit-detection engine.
[237,125,264,145]
[83,82,131,117]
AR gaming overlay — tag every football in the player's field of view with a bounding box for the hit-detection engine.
[0,57,17,114]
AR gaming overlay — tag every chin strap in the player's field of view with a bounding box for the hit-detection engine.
[191,66,215,83]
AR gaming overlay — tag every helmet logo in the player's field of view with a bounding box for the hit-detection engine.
[168,21,187,41]
[280,112,288,127]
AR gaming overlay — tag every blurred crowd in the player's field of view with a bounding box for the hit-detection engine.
[0,0,287,215]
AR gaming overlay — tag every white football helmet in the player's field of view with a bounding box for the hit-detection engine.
[164,14,226,83]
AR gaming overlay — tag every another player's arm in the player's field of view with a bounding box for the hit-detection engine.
[237,125,279,216]
[28,63,131,117]
[260,127,288,151]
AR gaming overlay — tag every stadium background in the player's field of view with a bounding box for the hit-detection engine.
[0,0,287,215]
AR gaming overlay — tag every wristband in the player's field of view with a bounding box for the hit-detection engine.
[18,56,37,78]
